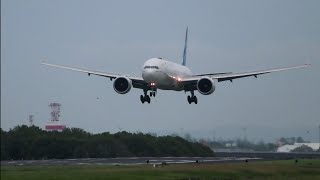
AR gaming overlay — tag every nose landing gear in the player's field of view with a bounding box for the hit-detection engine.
[149,91,156,97]
[187,91,198,104]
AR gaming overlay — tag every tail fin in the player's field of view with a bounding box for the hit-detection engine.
[182,27,188,66]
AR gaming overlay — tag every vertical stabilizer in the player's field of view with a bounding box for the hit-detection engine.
[182,27,188,66]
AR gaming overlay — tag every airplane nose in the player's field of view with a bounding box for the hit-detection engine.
[142,69,155,82]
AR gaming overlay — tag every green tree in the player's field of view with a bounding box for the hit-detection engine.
[1,125,214,160]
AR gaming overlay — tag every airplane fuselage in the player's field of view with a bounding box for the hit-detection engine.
[142,58,192,91]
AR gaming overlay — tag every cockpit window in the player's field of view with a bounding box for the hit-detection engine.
[144,66,159,69]
[152,66,159,69]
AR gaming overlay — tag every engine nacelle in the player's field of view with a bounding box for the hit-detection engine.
[197,77,215,95]
[113,77,132,94]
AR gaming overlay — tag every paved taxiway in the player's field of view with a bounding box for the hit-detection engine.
[1,157,261,166]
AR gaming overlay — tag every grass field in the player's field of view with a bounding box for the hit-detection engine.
[2,159,320,180]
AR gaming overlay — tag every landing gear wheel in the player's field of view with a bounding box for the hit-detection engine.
[140,95,150,104]
[194,96,198,104]
[145,95,150,103]
[141,89,153,104]
[140,95,145,103]
[187,95,198,104]
[187,96,191,104]
[150,91,156,97]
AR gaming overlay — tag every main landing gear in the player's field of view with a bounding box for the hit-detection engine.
[187,91,197,104]
[140,89,156,104]
[140,94,150,104]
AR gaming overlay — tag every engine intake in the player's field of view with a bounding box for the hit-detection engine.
[197,77,215,95]
[113,77,132,94]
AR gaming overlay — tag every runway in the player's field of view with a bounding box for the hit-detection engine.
[1,157,261,166]
[3,152,319,166]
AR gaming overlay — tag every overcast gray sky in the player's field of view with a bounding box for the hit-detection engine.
[1,0,320,142]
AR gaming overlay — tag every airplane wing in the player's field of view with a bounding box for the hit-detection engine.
[211,64,310,82]
[181,64,310,84]
[41,62,148,89]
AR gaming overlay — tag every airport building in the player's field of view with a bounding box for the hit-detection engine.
[277,143,320,152]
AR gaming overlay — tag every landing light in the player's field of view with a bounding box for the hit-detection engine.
[172,76,182,81]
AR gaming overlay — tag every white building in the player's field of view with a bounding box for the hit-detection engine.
[277,143,320,152]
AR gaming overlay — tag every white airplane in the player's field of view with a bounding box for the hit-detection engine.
[42,28,310,104]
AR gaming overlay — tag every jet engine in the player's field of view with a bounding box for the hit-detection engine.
[113,77,132,94]
[197,77,215,95]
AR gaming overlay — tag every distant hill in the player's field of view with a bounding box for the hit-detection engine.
[1,125,214,160]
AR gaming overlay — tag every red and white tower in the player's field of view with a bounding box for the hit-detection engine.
[45,103,66,131]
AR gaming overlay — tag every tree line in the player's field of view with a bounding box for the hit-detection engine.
[1,125,214,160]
